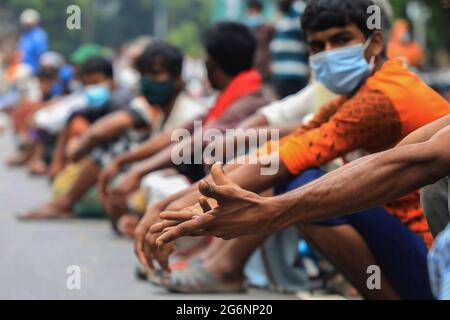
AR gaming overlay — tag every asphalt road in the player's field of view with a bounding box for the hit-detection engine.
[0,120,294,300]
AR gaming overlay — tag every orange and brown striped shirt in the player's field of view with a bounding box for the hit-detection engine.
[278,59,450,247]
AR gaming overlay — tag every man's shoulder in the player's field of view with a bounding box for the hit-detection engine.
[173,92,207,119]
[344,86,393,109]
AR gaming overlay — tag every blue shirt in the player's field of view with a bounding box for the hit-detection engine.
[19,27,48,73]
[429,223,450,300]
[270,1,309,81]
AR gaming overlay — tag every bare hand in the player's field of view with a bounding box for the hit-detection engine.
[154,164,282,246]
[98,161,121,201]
[134,204,177,272]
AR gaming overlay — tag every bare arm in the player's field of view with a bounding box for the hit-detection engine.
[154,119,450,242]
[273,126,450,228]
[114,131,173,168]
[71,111,135,161]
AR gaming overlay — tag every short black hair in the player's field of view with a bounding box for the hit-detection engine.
[203,22,256,77]
[136,42,183,78]
[301,0,389,40]
[37,66,58,81]
[78,56,114,79]
[247,0,263,11]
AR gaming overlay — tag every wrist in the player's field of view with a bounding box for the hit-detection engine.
[115,157,126,168]
[132,167,146,180]
[267,195,298,230]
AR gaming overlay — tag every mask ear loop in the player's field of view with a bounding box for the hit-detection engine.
[363,36,376,71]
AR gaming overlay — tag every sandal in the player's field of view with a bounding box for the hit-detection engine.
[168,265,246,294]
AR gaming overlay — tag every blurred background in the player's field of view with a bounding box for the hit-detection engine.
[0,0,448,62]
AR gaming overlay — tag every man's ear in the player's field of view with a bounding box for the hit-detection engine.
[174,75,184,91]
[371,30,384,57]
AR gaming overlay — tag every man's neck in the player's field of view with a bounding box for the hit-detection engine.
[161,90,182,116]
[216,75,234,92]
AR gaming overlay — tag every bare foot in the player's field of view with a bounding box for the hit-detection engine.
[6,152,29,167]
[18,200,73,221]
[27,160,49,176]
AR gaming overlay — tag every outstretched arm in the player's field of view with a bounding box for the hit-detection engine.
[154,118,450,243]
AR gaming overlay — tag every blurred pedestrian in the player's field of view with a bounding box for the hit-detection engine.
[270,0,309,98]
[18,9,48,74]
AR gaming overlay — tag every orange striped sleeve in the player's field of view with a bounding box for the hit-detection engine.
[279,89,403,175]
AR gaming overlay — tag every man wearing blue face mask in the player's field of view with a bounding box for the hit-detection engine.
[20,42,205,220]
[151,0,450,298]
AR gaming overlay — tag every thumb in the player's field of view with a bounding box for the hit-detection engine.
[210,163,234,186]
[198,179,232,204]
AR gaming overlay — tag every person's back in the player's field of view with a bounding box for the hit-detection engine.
[244,0,275,82]
[270,0,309,98]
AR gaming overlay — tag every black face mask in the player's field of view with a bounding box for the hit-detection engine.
[140,77,174,107]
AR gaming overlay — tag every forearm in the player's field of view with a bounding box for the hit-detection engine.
[115,132,172,168]
[130,145,175,179]
[237,113,269,130]
[397,115,450,147]
[74,112,134,159]
[226,158,291,193]
[167,157,287,211]
[166,161,245,210]
[75,128,121,159]
[274,141,450,228]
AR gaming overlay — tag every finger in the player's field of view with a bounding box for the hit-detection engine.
[134,233,150,269]
[135,229,155,271]
[198,179,233,204]
[156,249,172,273]
[210,163,234,185]
[99,173,111,198]
[159,211,199,222]
[142,234,156,271]
[198,196,212,213]
[156,215,214,247]
[143,245,155,271]
[162,226,208,237]
[150,219,181,234]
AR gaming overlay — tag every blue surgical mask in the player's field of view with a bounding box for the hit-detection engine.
[84,84,111,108]
[245,15,265,29]
[309,38,375,95]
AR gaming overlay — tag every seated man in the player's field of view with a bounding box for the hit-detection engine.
[138,0,450,299]
[20,42,204,220]
[159,117,450,298]
[99,22,269,232]
[48,56,134,179]
[7,65,61,169]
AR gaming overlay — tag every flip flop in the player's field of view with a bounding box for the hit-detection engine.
[169,257,203,270]
[135,265,149,281]
[148,269,171,287]
[146,257,203,287]
[168,265,246,294]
